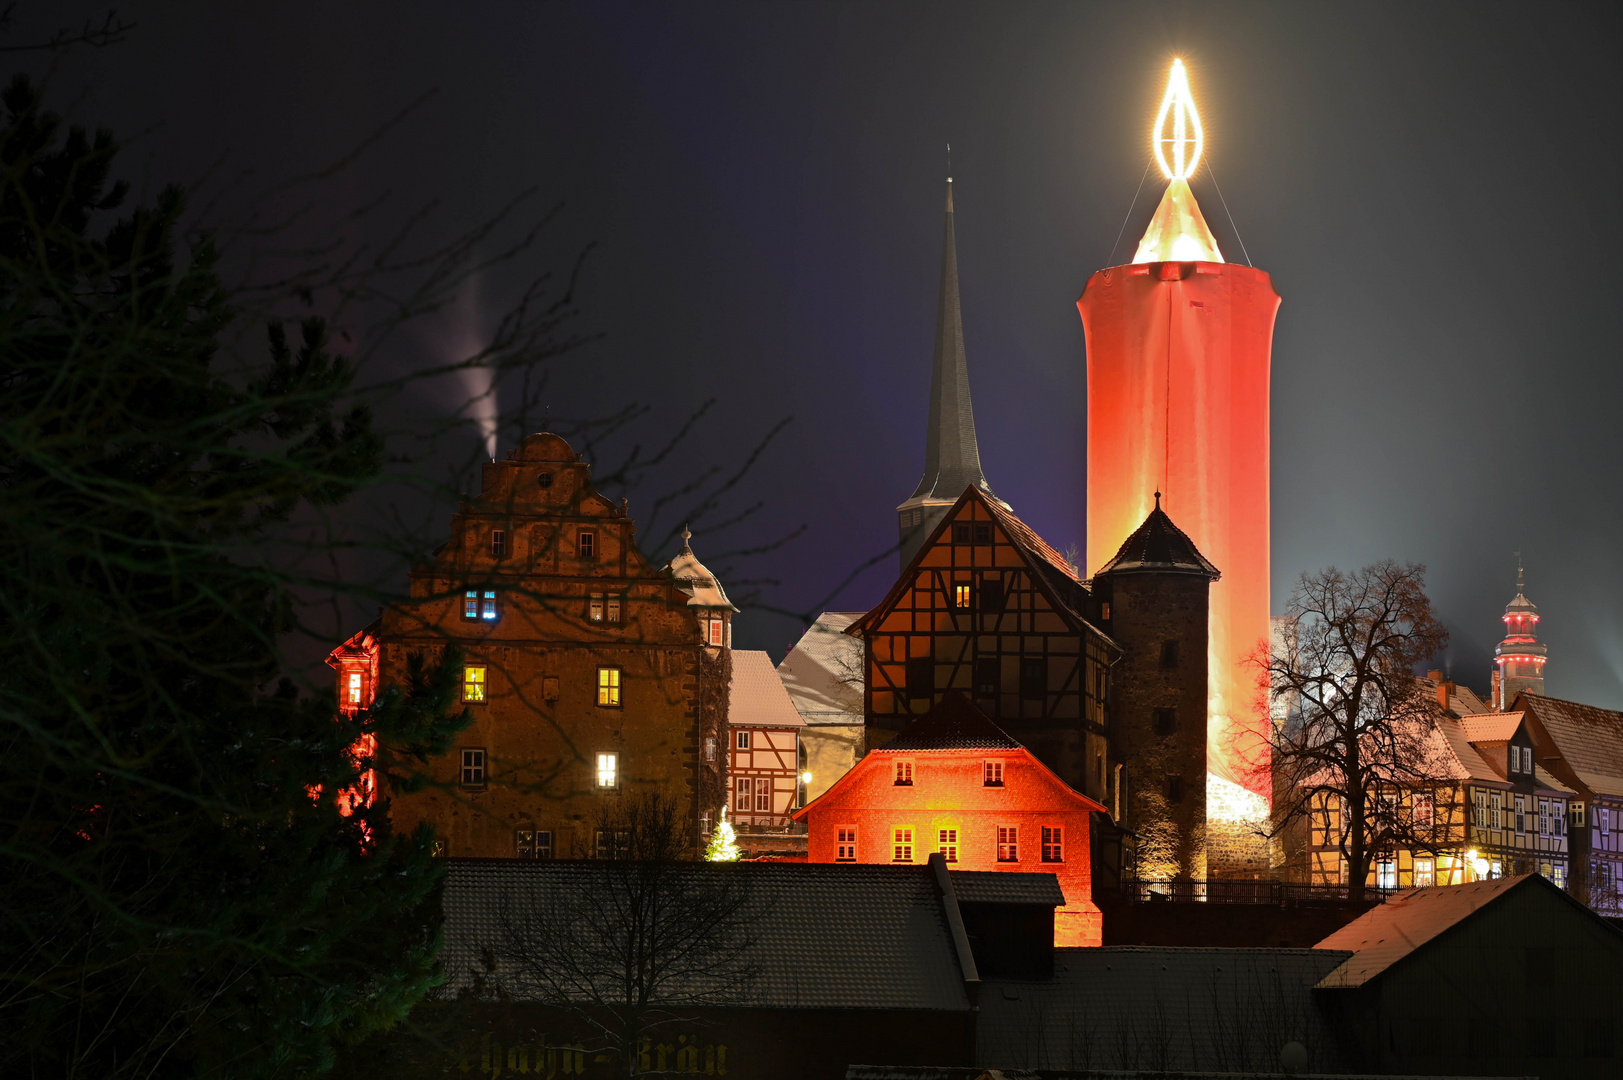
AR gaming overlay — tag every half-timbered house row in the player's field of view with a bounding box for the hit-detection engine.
[1512,692,1623,914]
[848,486,1120,807]
[1305,710,1572,891]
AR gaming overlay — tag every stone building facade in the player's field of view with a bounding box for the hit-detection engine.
[328,431,731,859]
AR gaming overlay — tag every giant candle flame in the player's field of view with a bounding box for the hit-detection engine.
[1132,59,1223,264]
[1153,59,1203,181]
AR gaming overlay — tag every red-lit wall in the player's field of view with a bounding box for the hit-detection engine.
[798,748,1103,946]
[1079,260,1279,799]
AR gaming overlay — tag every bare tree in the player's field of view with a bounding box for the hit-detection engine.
[1262,562,1449,901]
[489,794,757,1077]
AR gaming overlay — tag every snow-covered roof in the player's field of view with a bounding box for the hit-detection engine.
[777,611,864,727]
[728,650,804,729]
[664,529,738,612]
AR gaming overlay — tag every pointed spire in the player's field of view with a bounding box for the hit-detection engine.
[910,178,994,502]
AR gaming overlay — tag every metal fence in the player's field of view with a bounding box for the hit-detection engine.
[1123,878,1400,904]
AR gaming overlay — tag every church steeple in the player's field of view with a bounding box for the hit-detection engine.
[896,177,1002,568]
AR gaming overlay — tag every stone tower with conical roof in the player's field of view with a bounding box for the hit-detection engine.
[896,178,1003,568]
[1493,559,1547,710]
[1089,494,1219,882]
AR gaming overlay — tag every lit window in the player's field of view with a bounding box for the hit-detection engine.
[954,583,972,609]
[708,617,725,646]
[1042,826,1063,863]
[1414,857,1435,888]
[1572,802,1586,829]
[516,828,552,860]
[589,593,604,622]
[596,752,618,789]
[836,827,858,862]
[578,530,596,559]
[430,838,447,858]
[347,671,363,705]
[984,760,1003,787]
[1377,857,1397,891]
[460,748,485,786]
[997,825,1019,862]
[597,667,621,707]
[606,596,622,624]
[463,665,487,703]
[939,829,958,863]
[1413,793,1434,830]
[737,730,751,750]
[892,827,914,863]
[894,760,913,786]
[491,530,506,558]
[464,590,481,619]
[735,776,752,811]
[1552,864,1565,888]
[481,590,498,620]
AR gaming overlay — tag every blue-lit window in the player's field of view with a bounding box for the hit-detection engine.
[465,590,498,621]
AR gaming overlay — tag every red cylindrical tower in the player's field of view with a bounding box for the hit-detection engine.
[1079,60,1280,805]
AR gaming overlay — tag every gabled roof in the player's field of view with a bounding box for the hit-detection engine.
[1420,714,1504,785]
[1514,693,1623,798]
[777,611,865,727]
[1090,495,1219,579]
[729,650,804,729]
[848,485,1116,650]
[441,860,973,1011]
[880,691,1021,752]
[949,870,1065,906]
[1314,874,1601,988]
[1459,711,1525,744]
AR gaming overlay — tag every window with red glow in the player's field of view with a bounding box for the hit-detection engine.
[938,829,958,863]
[894,759,913,786]
[735,777,752,812]
[983,760,1003,787]
[1413,792,1434,829]
[996,826,1018,862]
[1042,826,1063,863]
[708,618,725,646]
[836,827,857,862]
[892,827,913,863]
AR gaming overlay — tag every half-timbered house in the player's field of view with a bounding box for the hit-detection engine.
[726,650,806,851]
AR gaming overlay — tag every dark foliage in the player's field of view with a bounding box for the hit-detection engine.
[0,75,469,1077]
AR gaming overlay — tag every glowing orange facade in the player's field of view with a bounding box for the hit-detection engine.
[1079,259,1279,799]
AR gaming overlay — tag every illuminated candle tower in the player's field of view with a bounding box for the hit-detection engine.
[1079,60,1280,822]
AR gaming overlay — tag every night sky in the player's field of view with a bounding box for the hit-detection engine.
[17,2,1622,707]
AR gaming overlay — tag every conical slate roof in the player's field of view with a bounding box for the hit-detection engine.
[910,180,996,503]
[880,691,1021,752]
[1092,495,1220,579]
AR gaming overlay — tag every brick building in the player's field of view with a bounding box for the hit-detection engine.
[327,431,731,858]
[795,692,1106,946]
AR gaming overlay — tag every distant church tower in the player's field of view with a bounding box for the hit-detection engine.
[897,178,1004,568]
[1493,559,1547,709]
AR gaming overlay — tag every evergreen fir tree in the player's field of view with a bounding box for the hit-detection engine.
[0,75,469,1077]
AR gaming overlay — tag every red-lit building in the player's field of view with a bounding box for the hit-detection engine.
[795,692,1107,946]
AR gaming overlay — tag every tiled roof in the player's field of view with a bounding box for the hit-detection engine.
[948,870,1065,906]
[973,947,1354,1074]
[777,612,865,727]
[1091,500,1220,580]
[1459,711,1524,744]
[1449,683,1492,716]
[878,692,1022,752]
[728,649,804,729]
[1314,875,1531,987]
[1516,693,1623,798]
[1534,765,1577,795]
[665,534,738,611]
[1426,714,1505,785]
[441,860,972,1011]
